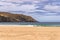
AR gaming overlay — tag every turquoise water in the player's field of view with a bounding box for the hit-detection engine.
[38,22,60,26]
[0,22,60,26]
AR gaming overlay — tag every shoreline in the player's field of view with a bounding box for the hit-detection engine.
[0,25,60,27]
[0,25,34,27]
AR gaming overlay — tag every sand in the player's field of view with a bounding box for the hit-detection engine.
[0,25,60,40]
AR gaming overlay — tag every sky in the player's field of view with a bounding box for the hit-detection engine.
[0,0,60,22]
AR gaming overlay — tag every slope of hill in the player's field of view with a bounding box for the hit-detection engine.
[0,12,37,22]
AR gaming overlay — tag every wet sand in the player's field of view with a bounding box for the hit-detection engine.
[0,25,60,40]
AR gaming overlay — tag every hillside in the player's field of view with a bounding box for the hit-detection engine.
[0,12,37,22]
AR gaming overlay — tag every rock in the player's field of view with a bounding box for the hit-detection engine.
[0,12,37,22]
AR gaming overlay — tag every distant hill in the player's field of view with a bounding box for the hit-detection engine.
[0,12,37,22]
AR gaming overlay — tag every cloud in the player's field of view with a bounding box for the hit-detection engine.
[38,16,60,22]
[0,0,39,12]
[4,0,48,2]
[27,12,60,22]
[0,4,36,12]
[44,13,58,16]
[0,0,49,12]
[14,4,36,12]
[0,1,14,6]
[0,0,48,3]
[0,0,60,22]
[44,5,60,12]
[34,10,49,12]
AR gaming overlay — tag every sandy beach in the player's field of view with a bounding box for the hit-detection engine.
[0,25,60,40]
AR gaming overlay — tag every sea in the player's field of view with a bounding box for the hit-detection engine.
[0,22,60,27]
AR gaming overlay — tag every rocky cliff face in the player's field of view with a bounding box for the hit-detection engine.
[0,12,36,22]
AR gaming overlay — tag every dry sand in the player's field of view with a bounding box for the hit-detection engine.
[0,25,60,40]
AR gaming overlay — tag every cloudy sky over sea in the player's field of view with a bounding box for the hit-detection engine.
[0,0,60,22]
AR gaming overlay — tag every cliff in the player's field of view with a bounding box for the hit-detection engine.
[0,12,36,22]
